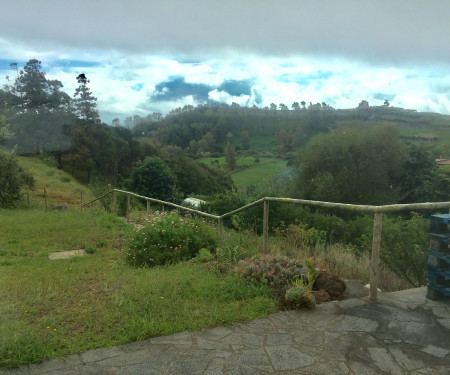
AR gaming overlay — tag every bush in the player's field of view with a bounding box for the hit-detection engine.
[235,255,306,301]
[126,212,217,267]
[0,150,34,207]
[380,213,430,287]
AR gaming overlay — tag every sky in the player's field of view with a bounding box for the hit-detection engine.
[1,0,450,124]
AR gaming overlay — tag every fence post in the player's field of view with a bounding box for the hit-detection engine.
[218,218,223,247]
[112,191,116,214]
[370,212,383,302]
[126,194,130,222]
[44,187,48,211]
[147,200,150,215]
[263,199,269,253]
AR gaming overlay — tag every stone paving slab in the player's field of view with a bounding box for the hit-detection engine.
[1,287,449,374]
[48,250,86,260]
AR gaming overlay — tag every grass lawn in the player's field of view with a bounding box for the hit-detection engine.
[199,156,288,188]
[0,209,277,368]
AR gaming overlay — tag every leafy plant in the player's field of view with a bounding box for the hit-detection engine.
[235,255,306,301]
[191,248,215,264]
[215,246,248,264]
[126,211,217,267]
[285,276,316,309]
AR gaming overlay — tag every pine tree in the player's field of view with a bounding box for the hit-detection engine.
[73,74,99,122]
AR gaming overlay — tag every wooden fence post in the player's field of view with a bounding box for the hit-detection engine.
[44,187,48,211]
[263,199,269,253]
[112,191,116,214]
[147,200,150,215]
[126,194,130,222]
[218,218,223,248]
[370,212,383,302]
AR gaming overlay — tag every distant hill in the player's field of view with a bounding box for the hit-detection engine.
[129,104,450,158]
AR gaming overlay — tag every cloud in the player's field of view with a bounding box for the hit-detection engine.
[1,1,450,65]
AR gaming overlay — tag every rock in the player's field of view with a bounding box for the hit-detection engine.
[314,271,346,300]
[314,289,332,304]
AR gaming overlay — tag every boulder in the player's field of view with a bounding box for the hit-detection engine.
[314,271,346,300]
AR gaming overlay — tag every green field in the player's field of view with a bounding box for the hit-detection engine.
[200,156,288,188]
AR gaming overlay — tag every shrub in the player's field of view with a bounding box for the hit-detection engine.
[215,245,248,264]
[130,156,176,201]
[235,255,306,301]
[126,212,217,267]
[380,213,430,287]
[0,149,34,207]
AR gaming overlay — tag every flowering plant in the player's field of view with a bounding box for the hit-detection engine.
[126,211,216,267]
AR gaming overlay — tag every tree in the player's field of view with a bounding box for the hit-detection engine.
[358,100,369,109]
[4,60,74,153]
[241,130,250,150]
[292,102,300,111]
[130,156,176,201]
[225,142,236,170]
[0,115,13,146]
[279,103,288,111]
[300,101,306,110]
[384,99,390,107]
[111,118,121,127]
[293,124,407,205]
[73,74,99,122]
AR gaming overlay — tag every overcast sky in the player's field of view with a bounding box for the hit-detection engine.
[1,0,450,123]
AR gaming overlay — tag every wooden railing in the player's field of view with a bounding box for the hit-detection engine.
[83,189,450,302]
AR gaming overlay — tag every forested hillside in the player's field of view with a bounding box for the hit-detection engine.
[1,59,450,209]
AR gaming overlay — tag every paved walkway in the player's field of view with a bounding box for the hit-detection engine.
[2,287,449,374]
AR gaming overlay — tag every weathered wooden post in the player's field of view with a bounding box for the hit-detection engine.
[147,200,150,215]
[370,212,383,302]
[126,194,130,222]
[218,217,223,247]
[263,199,269,253]
[44,187,48,211]
[112,191,116,214]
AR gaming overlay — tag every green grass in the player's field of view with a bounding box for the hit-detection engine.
[199,156,288,188]
[398,126,439,139]
[0,209,277,368]
[16,156,96,209]
[232,159,287,188]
